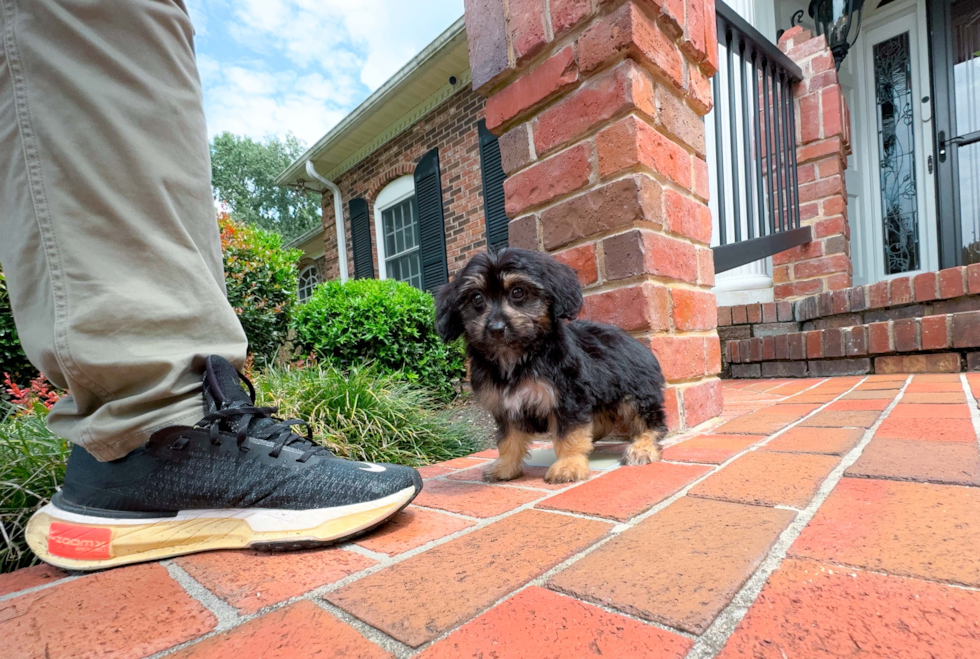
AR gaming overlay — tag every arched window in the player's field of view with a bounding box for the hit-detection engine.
[374,175,423,288]
[297,264,319,302]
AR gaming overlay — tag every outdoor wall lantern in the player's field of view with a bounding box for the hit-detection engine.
[807,0,865,70]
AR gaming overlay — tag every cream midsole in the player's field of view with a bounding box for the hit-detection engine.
[26,486,415,570]
[39,487,417,532]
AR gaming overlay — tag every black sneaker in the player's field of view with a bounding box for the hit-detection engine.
[27,356,422,570]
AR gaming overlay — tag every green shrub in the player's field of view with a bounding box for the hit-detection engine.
[0,403,70,573]
[291,278,466,399]
[219,214,302,366]
[255,365,479,466]
[0,270,34,384]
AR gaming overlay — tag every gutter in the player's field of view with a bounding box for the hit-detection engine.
[304,160,349,283]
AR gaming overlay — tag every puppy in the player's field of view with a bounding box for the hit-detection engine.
[435,248,667,484]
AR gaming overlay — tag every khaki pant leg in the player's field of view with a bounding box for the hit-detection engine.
[0,0,247,460]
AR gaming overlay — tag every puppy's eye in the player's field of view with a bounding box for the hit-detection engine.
[510,286,525,301]
[471,293,485,308]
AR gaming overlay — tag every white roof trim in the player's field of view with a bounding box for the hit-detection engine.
[276,16,466,187]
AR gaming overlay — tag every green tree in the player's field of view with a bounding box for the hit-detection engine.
[210,132,321,241]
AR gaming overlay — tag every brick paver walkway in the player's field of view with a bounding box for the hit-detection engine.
[3,374,980,658]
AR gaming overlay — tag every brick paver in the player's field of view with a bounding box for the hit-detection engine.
[0,563,66,597]
[713,405,819,434]
[662,434,765,463]
[0,563,216,658]
[799,409,881,428]
[326,510,611,647]
[901,392,967,404]
[446,464,585,490]
[354,507,476,556]
[690,451,839,508]
[175,548,374,614]
[842,389,898,399]
[791,478,980,586]
[549,497,795,633]
[412,479,543,517]
[717,559,980,659]
[537,462,711,521]
[847,438,980,485]
[875,417,976,442]
[6,376,980,658]
[169,601,392,658]
[419,587,692,659]
[764,427,864,454]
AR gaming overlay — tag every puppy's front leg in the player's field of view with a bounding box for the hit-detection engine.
[546,423,593,484]
[486,425,531,481]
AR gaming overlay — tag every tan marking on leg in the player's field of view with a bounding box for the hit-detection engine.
[623,424,663,466]
[486,427,531,481]
[546,422,594,483]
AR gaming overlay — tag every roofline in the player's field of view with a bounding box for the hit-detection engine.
[284,225,324,249]
[275,16,466,187]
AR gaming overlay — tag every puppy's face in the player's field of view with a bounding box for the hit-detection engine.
[436,249,583,367]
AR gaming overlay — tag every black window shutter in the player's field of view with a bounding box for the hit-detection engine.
[414,148,449,291]
[348,198,374,279]
[478,120,508,252]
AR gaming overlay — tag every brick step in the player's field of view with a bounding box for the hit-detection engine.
[726,310,980,377]
[719,264,980,377]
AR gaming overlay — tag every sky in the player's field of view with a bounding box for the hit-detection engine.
[185,0,465,147]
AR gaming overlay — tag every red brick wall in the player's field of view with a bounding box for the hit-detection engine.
[319,86,490,281]
[772,27,853,300]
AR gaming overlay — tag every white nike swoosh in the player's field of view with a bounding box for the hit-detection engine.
[359,463,386,472]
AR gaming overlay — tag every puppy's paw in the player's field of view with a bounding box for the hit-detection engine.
[485,459,524,482]
[622,442,662,466]
[545,459,590,484]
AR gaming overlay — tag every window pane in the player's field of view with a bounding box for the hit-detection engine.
[873,32,920,274]
[383,208,396,255]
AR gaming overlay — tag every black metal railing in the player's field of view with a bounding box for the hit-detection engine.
[710,1,812,274]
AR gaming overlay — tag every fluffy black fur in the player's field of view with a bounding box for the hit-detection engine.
[436,248,667,446]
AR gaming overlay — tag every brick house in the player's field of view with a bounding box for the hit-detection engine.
[277,19,507,299]
[281,0,980,434]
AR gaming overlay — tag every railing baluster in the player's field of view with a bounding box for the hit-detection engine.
[751,51,766,239]
[785,77,802,229]
[772,69,786,233]
[740,39,755,240]
[726,28,741,244]
[709,0,809,275]
[713,56,727,246]
[762,61,775,236]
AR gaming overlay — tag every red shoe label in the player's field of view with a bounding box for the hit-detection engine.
[48,522,112,560]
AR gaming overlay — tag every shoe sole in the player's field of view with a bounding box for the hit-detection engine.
[25,486,417,571]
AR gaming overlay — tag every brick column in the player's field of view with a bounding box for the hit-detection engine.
[464,0,722,432]
[772,26,853,301]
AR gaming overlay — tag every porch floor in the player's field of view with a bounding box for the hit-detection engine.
[4,375,980,658]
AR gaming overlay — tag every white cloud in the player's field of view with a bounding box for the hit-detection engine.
[187,0,463,144]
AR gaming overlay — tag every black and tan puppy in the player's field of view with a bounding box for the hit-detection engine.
[435,248,667,483]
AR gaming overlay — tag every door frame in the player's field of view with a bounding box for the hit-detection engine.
[852,0,939,282]
[929,0,980,268]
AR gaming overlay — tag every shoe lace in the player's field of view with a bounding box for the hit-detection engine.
[193,371,332,463]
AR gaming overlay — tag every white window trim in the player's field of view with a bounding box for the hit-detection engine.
[373,175,416,281]
[297,264,319,302]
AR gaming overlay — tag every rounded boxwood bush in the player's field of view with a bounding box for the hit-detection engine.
[291,279,465,399]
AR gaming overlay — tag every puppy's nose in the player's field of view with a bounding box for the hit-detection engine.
[487,320,506,339]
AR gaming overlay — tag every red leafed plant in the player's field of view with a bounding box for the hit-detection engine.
[2,372,63,411]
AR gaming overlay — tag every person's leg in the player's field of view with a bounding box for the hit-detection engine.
[0,0,246,462]
[1,0,421,571]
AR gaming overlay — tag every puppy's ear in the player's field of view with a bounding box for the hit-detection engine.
[540,254,583,320]
[435,277,465,342]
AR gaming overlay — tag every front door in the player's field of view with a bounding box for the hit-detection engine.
[931,0,980,268]
[852,1,940,283]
